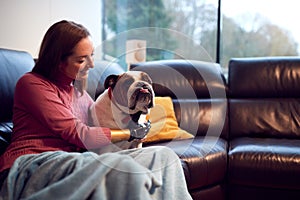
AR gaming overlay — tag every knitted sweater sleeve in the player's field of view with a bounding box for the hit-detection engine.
[14,73,111,150]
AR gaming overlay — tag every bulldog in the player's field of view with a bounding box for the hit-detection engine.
[89,71,155,150]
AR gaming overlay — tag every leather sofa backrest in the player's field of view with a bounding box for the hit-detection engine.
[0,48,34,153]
[131,59,229,139]
[228,57,300,139]
[131,59,227,99]
[0,48,34,121]
[87,60,125,100]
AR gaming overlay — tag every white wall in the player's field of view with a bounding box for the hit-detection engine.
[0,0,102,58]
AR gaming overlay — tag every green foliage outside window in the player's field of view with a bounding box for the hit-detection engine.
[103,0,177,66]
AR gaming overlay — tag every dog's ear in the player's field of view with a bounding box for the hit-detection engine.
[104,74,119,89]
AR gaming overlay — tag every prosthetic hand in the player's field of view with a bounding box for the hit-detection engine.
[128,120,151,142]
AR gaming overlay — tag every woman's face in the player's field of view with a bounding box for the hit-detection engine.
[60,36,94,80]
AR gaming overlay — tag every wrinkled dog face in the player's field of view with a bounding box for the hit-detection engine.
[105,71,154,115]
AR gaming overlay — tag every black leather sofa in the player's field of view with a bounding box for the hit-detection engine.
[227,57,300,200]
[129,60,229,200]
[1,47,300,200]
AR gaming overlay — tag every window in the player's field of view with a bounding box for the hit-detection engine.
[221,0,299,69]
[100,0,299,72]
[100,0,218,70]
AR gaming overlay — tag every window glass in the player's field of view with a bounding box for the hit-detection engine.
[221,0,299,69]
[101,0,218,70]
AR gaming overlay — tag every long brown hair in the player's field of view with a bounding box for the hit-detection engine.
[32,20,91,93]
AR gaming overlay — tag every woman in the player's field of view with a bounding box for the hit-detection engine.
[0,20,192,200]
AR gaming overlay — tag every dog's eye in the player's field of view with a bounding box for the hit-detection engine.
[124,79,133,88]
[141,74,152,84]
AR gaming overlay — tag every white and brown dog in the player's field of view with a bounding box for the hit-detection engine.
[89,71,155,150]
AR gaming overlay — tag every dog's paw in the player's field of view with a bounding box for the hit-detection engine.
[128,120,151,142]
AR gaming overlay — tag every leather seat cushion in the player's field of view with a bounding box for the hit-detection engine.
[147,136,228,190]
[229,137,300,190]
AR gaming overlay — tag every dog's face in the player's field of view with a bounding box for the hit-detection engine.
[105,71,154,115]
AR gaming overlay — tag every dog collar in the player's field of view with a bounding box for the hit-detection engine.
[108,87,113,100]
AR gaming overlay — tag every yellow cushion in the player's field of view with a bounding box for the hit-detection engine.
[144,96,194,143]
[110,96,194,143]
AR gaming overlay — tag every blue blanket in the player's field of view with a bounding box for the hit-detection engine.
[0,147,192,200]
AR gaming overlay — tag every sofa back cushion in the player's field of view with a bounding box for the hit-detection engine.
[87,60,125,100]
[131,59,228,139]
[228,57,300,139]
[0,48,34,153]
[0,48,34,121]
[131,59,227,99]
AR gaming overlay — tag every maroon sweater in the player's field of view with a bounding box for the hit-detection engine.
[0,72,111,172]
